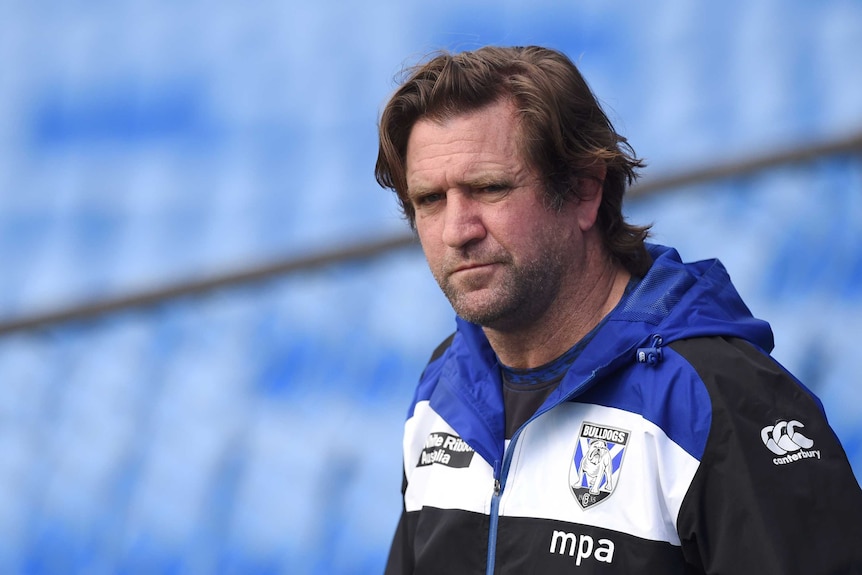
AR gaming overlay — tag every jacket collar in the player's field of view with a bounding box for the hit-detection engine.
[423,244,774,466]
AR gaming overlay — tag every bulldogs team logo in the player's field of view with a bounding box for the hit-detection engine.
[569,422,630,509]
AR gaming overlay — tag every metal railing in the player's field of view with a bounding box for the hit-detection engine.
[2,130,861,335]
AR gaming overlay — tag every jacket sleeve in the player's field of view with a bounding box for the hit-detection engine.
[383,471,414,575]
[385,334,455,574]
[673,337,862,575]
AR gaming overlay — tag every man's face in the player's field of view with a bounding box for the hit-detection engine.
[405,99,585,331]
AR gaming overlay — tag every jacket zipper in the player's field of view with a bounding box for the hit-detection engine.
[485,371,600,575]
[486,460,502,575]
[482,335,661,573]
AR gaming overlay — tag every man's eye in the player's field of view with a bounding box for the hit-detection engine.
[475,184,511,197]
[414,193,443,207]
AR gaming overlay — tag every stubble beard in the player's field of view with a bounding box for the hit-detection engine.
[435,248,566,332]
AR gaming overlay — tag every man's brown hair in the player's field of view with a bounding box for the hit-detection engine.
[375,45,652,276]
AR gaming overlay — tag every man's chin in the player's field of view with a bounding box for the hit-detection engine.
[450,298,518,329]
[449,296,503,326]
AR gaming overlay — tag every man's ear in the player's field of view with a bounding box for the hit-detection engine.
[575,165,606,232]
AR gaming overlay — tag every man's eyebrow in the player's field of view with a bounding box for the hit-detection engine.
[406,184,437,199]
[464,174,513,188]
[406,172,516,198]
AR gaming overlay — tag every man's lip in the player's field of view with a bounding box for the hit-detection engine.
[452,262,497,273]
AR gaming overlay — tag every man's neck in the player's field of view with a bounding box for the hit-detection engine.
[484,252,631,370]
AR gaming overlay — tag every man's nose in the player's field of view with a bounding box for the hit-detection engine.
[441,192,486,248]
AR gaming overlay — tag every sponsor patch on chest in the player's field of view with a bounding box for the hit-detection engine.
[569,422,630,509]
[417,432,475,468]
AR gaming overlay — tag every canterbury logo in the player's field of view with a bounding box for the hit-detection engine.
[761,420,814,455]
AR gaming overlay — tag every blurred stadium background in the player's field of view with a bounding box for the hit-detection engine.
[1,1,860,573]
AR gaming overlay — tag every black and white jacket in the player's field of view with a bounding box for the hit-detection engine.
[385,245,862,574]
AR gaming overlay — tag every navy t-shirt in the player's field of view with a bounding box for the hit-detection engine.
[500,277,639,439]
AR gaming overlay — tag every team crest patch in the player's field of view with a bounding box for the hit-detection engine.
[569,422,630,509]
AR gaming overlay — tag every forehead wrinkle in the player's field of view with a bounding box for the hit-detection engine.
[405,100,534,195]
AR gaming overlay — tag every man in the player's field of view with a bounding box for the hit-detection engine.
[375,45,862,574]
